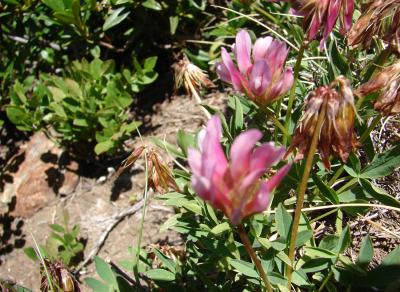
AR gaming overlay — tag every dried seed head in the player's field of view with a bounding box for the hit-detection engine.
[40,260,81,292]
[116,145,145,176]
[173,55,215,97]
[356,61,400,115]
[288,76,358,169]
[348,0,400,52]
[148,149,180,194]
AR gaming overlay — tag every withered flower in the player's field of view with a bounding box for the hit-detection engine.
[173,55,215,97]
[348,0,400,52]
[118,145,180,194]
[40,260,80,292]
[270,0,355,48]
[356,61,400,115]
[288,76,358,169]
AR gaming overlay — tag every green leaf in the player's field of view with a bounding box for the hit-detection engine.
[94,256,117,286]
[304,247,337,259]
[360,144,400,178]
[103,7,130,31]
[230,259,258,278]
[24,247,39,261]
[153,248,176,273]
[73,118,89,127]
[177,129,196,156]
[49,224,65,233]
[296,230,313,247]
[84,278,110,292]
[302,258,332,273]
[382,246,400,266]
[142,0,162,10]
[335,226,350,254]
[95,140,114,155]
[312,174,339,204]
[210,222,231,235]
[357,235,373,269]
[144,269,175,281]
[42,0,65,11]
[359,179,400,208]
[169,16,179,35]
[275,203,292,240]
[144,56,158,71]
[233,96,243,132]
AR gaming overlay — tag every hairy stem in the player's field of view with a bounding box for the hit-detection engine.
[286,100,327,288]
[185,74,211,119]
[238,224,273,292]
[283,41,308,146]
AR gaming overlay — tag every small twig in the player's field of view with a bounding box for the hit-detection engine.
[76,199,145,271]
[363,217,400,239]
[108,260,137,286]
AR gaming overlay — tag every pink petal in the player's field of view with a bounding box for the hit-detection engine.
[191,175,211,201]
[230,129,262,178]
[188,148,202,175]
[341,0,354,34]
[266,40,288,72]
[249,60,271,97]
[216,62,232,84]
[268,67,294,100]
[265,164,292,193]
[321,0,341,47]
[253,36,273,61]
[221,48,243,91]
[243,181,270,217]
[202,116,228,177]
[235,30,253,75]
[250,143,286,172]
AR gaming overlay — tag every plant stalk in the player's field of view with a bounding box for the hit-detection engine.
[265,108,289,139]
[238,224,273,292]
[286,100,327,288]
[283,41,308,146]
[185,75,211,119]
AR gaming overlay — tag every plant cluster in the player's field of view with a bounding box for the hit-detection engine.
[4,0,400,291]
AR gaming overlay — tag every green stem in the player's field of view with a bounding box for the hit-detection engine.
[133,150,149,284]
[336,177,358,194]
[265,108,289,140]
[286,99,327,288]
[251,3,280,24]
[360,114,382,143]
[310,208,338,224]
[283,41,308,146]
[317,271,333,292]
[238,224,273,292]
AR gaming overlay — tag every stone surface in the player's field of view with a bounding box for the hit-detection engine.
[1,132,80,218]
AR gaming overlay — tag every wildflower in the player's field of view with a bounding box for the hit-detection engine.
[188,116,291,225]
[287,76,358,169]
[348,0,400,52]
[216,30,294,106]
[356,61,400,115]
[173,55,215,97]
[118,145,179,194]
[270,0,355,48]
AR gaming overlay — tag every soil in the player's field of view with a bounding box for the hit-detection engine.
[0,92,227,291]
